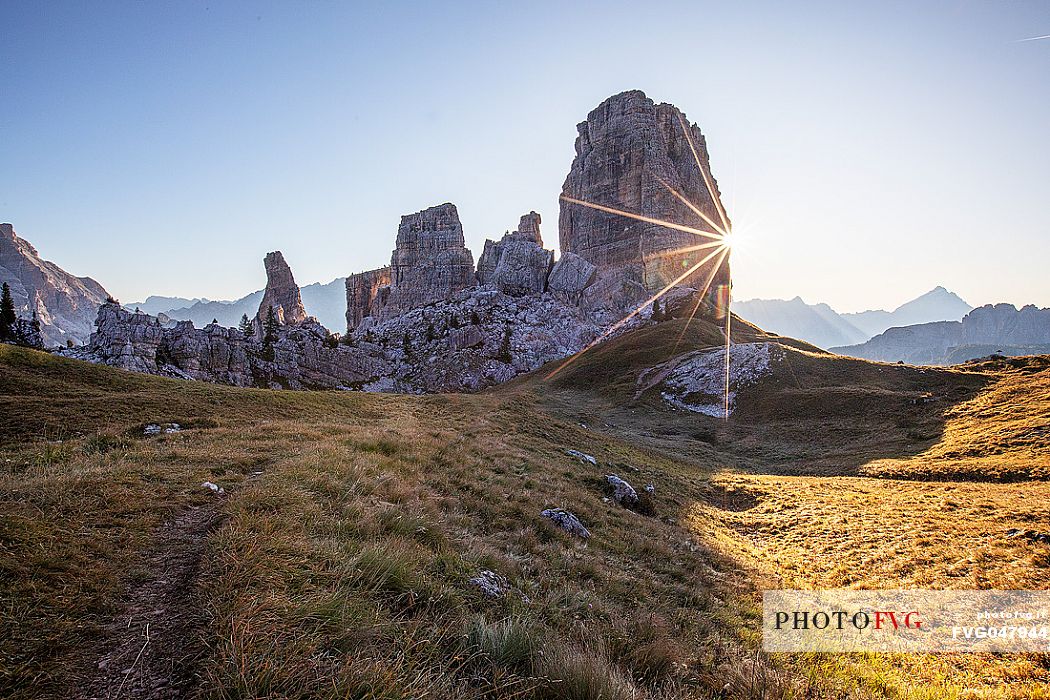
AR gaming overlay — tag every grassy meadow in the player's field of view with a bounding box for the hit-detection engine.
[2,315,1049,699]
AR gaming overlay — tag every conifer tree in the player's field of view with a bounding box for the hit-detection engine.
[0,283,16,341]
[239,313,255,338]
[262,306,279,361]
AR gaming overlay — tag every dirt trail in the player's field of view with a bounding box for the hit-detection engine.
[82,503,225,700]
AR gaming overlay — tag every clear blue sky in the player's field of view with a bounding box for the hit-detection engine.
[2,0,1048,312]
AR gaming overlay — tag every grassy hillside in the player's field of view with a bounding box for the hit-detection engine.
[2,329,1050,699]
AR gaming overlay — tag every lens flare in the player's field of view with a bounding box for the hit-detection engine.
[549,113,737,421]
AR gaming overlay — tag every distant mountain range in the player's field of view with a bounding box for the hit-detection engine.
[832,303,1050,365]
[731,297,868,348]
[130,277,347,332]
[732,287,972,349]
[841,287,974,338]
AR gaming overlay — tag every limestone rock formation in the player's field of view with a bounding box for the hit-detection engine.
[476,212,554,296]
[66,283,607,394]
[63,301,383,389]
[345,204,477,329]
[547,252,597,304]
[255,251,308,327]
[345,266,391,330]
[354,285,602,392]
[386,203,476,316]
[559,90,731,314]
[0,223,110,346]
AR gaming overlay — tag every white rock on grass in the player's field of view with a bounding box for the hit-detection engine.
[469,570,511,598]
[541,508,590,538]
[202,481,225,495]
[660,342,781,417]
[566,449,597,466]
[605,475,638,506]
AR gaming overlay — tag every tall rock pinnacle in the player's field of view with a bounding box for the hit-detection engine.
[385,203,476,316]
[256,251,308,327]
[559,90,731,311]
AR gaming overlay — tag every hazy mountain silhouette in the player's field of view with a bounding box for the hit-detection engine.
[731,297,867,349]
[842,286,972,338]
[833,303,1050,365]
[732,287,971,349]
[128,295,207,316]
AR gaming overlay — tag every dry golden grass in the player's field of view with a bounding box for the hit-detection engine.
[3,321,1050,699]
[863,355,1050,480]
[0,346,802,699]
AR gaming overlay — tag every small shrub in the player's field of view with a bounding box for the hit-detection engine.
[30,442,72,469]
[632,490,657,517]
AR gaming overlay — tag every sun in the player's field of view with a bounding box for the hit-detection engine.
[548,112,739,421]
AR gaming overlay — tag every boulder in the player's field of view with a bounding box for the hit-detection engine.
[541,508,591,538]
[566,449,598,466]
[605,474,638,506]
[469,570,511,598]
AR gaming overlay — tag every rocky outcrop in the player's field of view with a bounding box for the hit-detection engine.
[547,252,597,305]
[255,251,308,327]
[352,286,601,392]
[559,90,731,314]
[832,304,1050,365]
[64,243,610,393]
[0,223,110,346]
[476,212,554,296]
[346,266,391,330]
[57,91,739,394]
[63,302,382,389]
[345,204,476,329]
[386,203,476,317]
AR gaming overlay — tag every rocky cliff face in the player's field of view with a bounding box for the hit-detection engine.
[832,304,1050,365]
[0,223,110,346]
[255,251,308,327]
[476,212,554,296]
[386,203,476,317]
[346,266,391,330]
[55,91,735,392]
[346,204,477,329]
[559,90,730,314]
